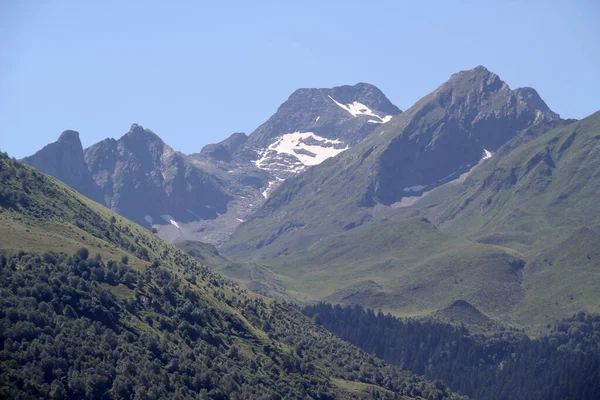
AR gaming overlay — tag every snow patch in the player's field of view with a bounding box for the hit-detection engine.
[262,180,277,198]
[254,132,349,170]
[328,95,392,124]
[160,214,180,229]
[315,116,320,122]
[236,218,245,223]
[403,185,427,193]
[482,149,492,160]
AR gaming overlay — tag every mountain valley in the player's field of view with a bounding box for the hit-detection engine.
[5,65,600,399]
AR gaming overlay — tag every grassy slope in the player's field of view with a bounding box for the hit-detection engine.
[512,227,600,330]
[432,111,600,250]
[423,111,600,329]
[223,110,600,328]
[264,218,525,319]
[0,152,464,399]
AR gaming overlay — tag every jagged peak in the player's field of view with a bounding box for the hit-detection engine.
[282,82,401,117]
[57,130,81,143]
[442,65,505,94]
[122,123,163,142]
[514,87,560,119]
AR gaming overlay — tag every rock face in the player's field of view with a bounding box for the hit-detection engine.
[199,132,248,162]
[371,66,559,205]
[248,82,401,148]
[83,124,231,228]
[223,66,562,259]
[194,82,402,189]
[21,130,103,204]
[180,83,401,243]
[21,79,401,245]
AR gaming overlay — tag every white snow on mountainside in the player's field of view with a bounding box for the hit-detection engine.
[160,214,180,228]
[328,95,393,124]
[254,132,349,170]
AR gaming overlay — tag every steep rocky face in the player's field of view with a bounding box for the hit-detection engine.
[249,82,401,148]
[21,130,104,204]
[223,66,562,259]
[199,132,248,162]
[371,66,559,205]
[178,83,401,244]
[245,83,401,183]
[194,83,402,189]
[84,124,231,228]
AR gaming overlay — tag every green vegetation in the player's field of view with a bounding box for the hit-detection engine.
[433,111,600,252]
[221,111,600,331]
[0,151,465,398]
[427,111,600,329]
[304,303,600,400]
[261,219,525,319]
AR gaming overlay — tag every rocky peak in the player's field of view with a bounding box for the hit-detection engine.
[57,129,81,143]
[248,82,401,148]
[370,66,562,204]
[514,87,560,119]
[21,130,103,204]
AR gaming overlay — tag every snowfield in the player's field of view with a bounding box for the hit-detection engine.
[328,95,393,124]
[254,132,349,169]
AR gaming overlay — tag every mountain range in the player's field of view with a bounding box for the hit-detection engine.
[19,66,600,332]
[6,64,600,398]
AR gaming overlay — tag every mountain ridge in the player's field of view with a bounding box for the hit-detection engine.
[223,66,563,260]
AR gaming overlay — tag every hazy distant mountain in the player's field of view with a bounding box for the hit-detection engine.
[21,130,103,204]
[22,83,401,246]
[82,123,232,228]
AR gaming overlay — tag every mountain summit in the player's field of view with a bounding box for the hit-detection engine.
[21,130,103,204]
[83,124,231,227]
[21,82,399,245]
[224,66,562,259]
[195,82,402,186]
[248,82,401,148]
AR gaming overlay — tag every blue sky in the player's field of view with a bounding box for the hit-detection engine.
[1,0,598,158]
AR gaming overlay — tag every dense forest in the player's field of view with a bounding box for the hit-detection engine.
[0,249,467,399]
[0,151,472,399]
[303,303,600,400]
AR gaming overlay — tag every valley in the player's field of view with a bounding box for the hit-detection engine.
[5,65,600,399]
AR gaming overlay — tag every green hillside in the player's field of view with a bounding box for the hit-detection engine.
[261,218,525,319]
[0,152,465,399]
[433,111,600,250]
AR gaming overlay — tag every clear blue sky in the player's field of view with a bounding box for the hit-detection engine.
[1,0,598,158]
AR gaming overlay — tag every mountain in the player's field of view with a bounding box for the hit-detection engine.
[22,83,400,247]
[20,124,233,231]
[0,151,465,399]
[21,130,104,204]
[223,66,561,260]
[423,111,600,328]
[432,111,600,250]
[223,95,600,331]
[191,82,401,200]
